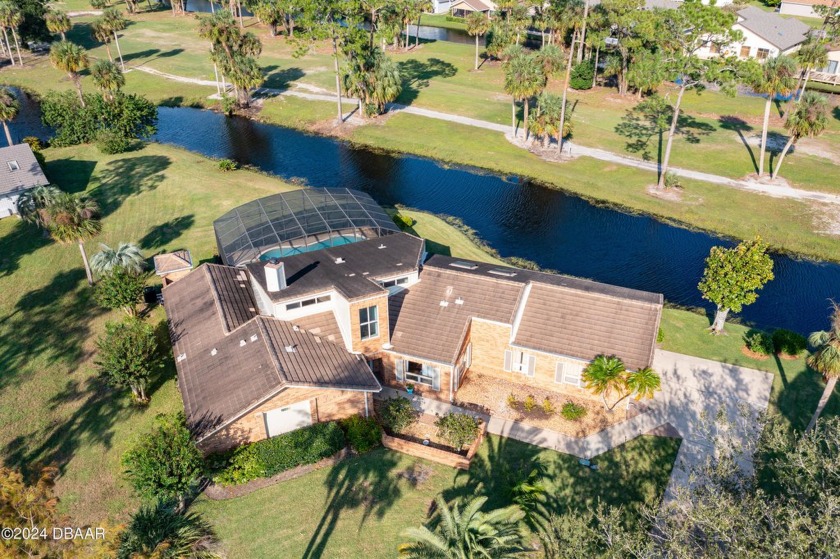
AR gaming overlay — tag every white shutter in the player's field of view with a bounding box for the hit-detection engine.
[503,350,512,372]
[395,358,405,381]
[431,367,441,391]
[555,361,564,383]
[526,355,536,377]
[465,343,472,368]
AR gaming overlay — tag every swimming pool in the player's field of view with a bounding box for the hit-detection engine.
[258,234,364,261]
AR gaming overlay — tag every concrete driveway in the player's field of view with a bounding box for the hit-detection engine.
[652,350,774,502]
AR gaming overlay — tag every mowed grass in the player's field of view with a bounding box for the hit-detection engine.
[0,142,302,524]
[193,435,680,559]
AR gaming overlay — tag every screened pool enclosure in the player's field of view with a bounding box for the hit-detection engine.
[214,188,401,267]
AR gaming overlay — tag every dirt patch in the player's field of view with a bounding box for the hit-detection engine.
[812,204,840,236]
[740,346,770,361]
[397,463,434,487]
[646,184,684,201]
[775,352,802,361]
[455,374,629,438]
[202,448,349,500]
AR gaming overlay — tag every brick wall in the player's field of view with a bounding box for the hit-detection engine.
[199,387,368,454]
[379,352,454,402]
[380,421,486,470]
[349,294,389,354]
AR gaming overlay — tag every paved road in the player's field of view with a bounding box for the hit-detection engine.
[131,66,840,206]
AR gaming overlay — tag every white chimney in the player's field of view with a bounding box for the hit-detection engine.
[264,260,287,292]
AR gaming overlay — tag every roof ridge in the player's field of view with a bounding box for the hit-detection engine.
[527,280,663,307]
[255,317,288,385]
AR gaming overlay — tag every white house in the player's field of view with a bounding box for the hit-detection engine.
[698,7,811,60]
[432,0,456,13]
[0,144,49,218]
[780,0,836,19]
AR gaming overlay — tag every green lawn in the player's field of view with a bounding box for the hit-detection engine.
[194,435,679,559]
[419,13,468,31]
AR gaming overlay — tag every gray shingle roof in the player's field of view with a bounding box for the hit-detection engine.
[246,232,425,302]
[737,7,811,51]
[163,264,379,440]
[0,144,49,196]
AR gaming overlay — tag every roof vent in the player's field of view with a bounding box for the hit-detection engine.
[335,257,345,264]
[450,261,478,270]
[284,344,297,353]
[239,340,246,347]
[455,297,464,305]
[211,348,218,356]
[488,268,517,277]
[177,353,186,362]
[292,324,300,332]
[250,334,258,342]
[378,244,386,249]
[440,301,449,307]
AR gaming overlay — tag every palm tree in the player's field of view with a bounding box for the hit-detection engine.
[466,11,491,71]
[805,304,840,432]
[45,10,71,41]
[582,354,627,411]
[91,242,145,275]
[398,495,528,558]
[49,41,90,107]
[0,86,18,146]
[625,367,661,401]
[45,193,101,286]
[752,55,798,177]
[412,0,432,48]
[117,501,222,559]
[794,38,828,103]
[16,185,61,228]
[772,91,829,179]
[91,19,114,63]
[91,59,125,100]
[0,2,23,66]
[504,52,547,139]
[102,8,127,71]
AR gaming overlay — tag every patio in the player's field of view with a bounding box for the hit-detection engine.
[455,373,638,438]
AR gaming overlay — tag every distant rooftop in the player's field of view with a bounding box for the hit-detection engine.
[214,188,401,267]
[737,6,811,51]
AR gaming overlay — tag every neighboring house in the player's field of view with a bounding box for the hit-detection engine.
[432,0,456,13]
[153,250,193,286]
[780,0,836,18]
[810,45,840,84]
[0,144,49,218]
[450,0,496,18]
[734,7,811,59]
[164,188,663,452]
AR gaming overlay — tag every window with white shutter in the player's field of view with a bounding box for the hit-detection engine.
[555,362,565,383]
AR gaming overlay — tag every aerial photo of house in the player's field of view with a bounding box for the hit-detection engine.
[0,0,838,557]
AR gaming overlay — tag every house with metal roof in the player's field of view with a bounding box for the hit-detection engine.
[0,144,49,218]
[163,188,663,452]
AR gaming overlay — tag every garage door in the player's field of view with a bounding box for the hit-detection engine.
[264,400,313,438]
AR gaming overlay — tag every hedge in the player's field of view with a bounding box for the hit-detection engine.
[213,421,345,486]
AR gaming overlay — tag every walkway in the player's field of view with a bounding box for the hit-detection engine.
[376,349,774,505]
[132,65,840,207]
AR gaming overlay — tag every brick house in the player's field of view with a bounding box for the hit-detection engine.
[164,188,663,452]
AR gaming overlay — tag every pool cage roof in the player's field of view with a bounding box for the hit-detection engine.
[214,188,400,267]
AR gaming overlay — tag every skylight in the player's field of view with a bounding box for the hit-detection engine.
[450,261,478,270]
[488,268,517,277]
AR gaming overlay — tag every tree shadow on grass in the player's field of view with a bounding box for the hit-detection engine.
[261,66,305,91]
[0,220,52,278]
[44,158,97,195]
[833,106,840,122]
[138,214,195,250]
[397,58,457,106]
[92,154,171,218]
[301,448,404,559]
[719,116,757,174]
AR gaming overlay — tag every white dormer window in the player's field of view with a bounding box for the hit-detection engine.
[7,161,19,171]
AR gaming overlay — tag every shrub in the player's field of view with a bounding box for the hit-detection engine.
[213,421,345,486]
[664,171,682,189]
[392,211,416,230]
[22,136,44,151]
[506,393,518,409]
[435,413,480,449]
[772,329,807,356]
[569,61,594,90]
[744,329,774,356]
[523,395,537,413]
[560,402,587,421]
[542,397,555,415]
[221,93,237,115]
[217,158,238,172]
[121,412,204,504]
[341,415,381,454]
[95,128,132,154]
[657,327,665,343]
[378,397,418,434]
[94,267,148,316]
[95,317,161,404]
[90,0,108,8]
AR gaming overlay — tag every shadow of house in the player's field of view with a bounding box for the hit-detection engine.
[301,448,404,559]
[92,154,171,218]
[139,214,195,250]
[397,58,457,106]
[719,115,757,174]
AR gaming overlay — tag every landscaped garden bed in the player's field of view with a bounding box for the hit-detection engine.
[455,374,631,437]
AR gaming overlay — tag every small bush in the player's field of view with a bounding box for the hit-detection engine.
[523,395,537,413]
[392,211,416,230]
[542,397,555,415]
[569,61,594,90]
[435,413,480,449]
[95,129,131,154]
[341,415,381,454]
[664,171,682,189]
[378,397,417,434]
[772,329,807,356]
[657,327,665,343]
[561,402,587,421]
[90,0,107,8]
[221,94,237,115]
[744,329,774,356]
[213,421,345,486]
[506,393,518,409]
[22,136,44,151]
[218,158,238,172]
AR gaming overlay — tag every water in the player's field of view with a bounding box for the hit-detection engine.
[8,101,839,334]
[259,234,364,261]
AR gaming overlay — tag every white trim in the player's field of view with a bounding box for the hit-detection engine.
[508,343,592,366]
[470,316,513,328]
[382,349,455,368]
[509,282,532,343]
